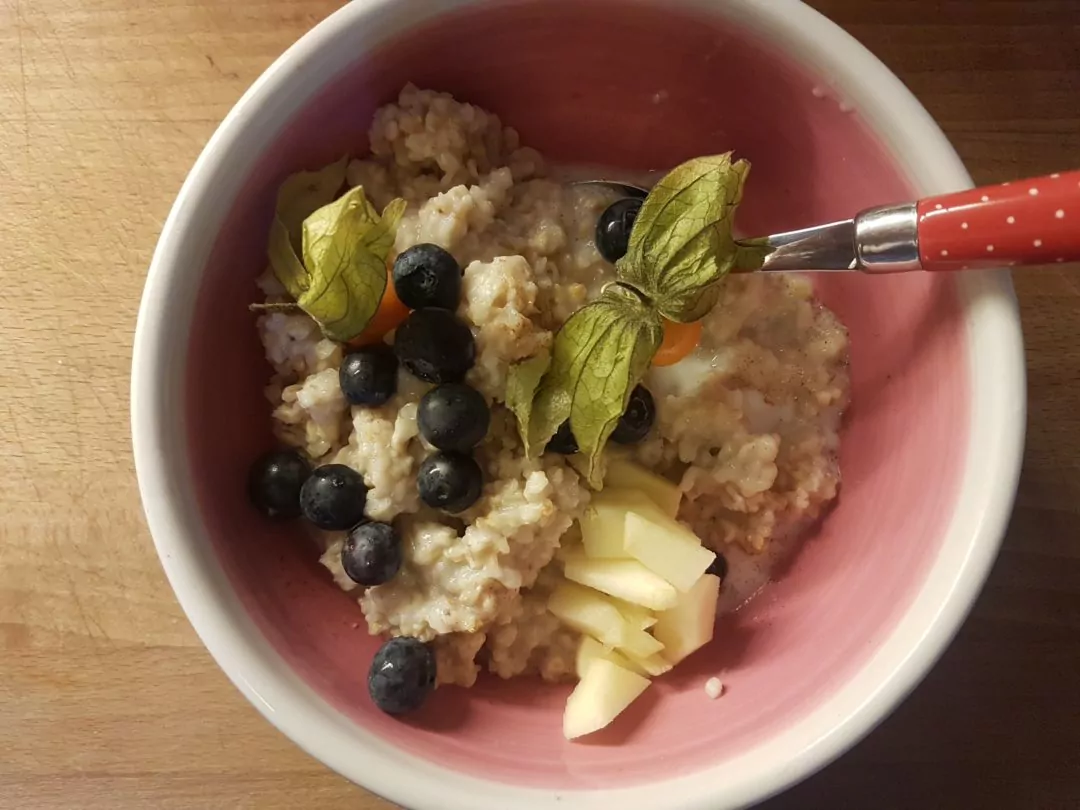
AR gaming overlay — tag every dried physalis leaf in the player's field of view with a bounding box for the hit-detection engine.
[615,154,765,322]
[267,157,348,299]
[524,285,662,484]
[505,349,552,458]
[296,187,406,342]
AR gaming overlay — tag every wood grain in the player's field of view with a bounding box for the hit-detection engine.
[1,1,1077,808]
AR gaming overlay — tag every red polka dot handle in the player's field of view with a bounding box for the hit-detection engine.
[918,171,1080,270]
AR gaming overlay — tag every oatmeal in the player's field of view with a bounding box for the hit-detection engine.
[251,85,850,709]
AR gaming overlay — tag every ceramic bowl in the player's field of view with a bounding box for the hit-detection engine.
[131,1,1026,808]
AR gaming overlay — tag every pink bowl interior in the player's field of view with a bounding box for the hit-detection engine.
[185,0,968,790]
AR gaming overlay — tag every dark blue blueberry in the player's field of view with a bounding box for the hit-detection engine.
[392,243,463,310]
[368,636,437,715]
[342,521,402,586]
[299,464,367,531]
[596,197,643,263]
[393,308,476,384]
[545,421,579,455]
[339,345,398,407]
[417,383,490,452]
[611,385,655,445]
[248,449,311,519]
[417,451,483,513]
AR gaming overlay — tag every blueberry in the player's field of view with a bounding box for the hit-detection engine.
[339,345,398,407]
[392,243,463,310]
[417,451,483,513]
[545,421,579,455]
[248,449,311,519]
[299,464,368,530]
[596,197,643,263]
[417,383,490,452]
[611,385,655,445]
[342,521,402,586]
[368,636,437,715]
[705,552,728,582]
[393,308,476,384]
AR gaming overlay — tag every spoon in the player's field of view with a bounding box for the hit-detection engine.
[576,171,1080,272]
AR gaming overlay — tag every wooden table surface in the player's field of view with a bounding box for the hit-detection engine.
[2,1,1079,808]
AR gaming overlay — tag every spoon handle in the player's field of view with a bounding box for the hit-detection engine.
[916,171,1080,270]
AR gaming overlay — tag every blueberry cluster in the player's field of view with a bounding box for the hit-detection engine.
[248,213,663,715]
[386,245,490,516]
[248,243,494,716]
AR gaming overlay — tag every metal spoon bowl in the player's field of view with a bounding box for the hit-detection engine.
[571,179,649,199]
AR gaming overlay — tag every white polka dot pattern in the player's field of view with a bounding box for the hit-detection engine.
[916,170,1080,271]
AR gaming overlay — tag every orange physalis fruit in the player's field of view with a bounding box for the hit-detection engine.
[652,318,703,367]
[347,267,410,348]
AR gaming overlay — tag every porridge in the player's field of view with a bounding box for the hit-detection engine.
[248,85,849,736]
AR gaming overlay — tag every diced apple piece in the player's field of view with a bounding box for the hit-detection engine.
[579,488,672,559]
[560,553,657,630]
[624,510,716,592]
[621,650,674,677]
[579,632,668,678]
[598,487,672,522]
[617,624,666,659]
[606,595,658,630]
[578,490,635,559]
[561,552,660,633]
[576,636,641,677]
[653,573,721,664]
[563,658,651,740]
[604,457,683,518]
[563,555,678,611]
[578,498,629,559]
[549,582,629,647]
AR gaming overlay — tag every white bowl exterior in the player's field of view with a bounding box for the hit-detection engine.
[131,1,1026,808]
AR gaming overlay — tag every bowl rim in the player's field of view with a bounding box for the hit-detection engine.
[131,1,1026,808]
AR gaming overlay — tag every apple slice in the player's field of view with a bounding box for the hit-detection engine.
[561,551,657,630]
[575,619,670,679]
[604,457,682,518]
[548,582,630,648]
[578,496,629,559]
[563,658,651,740]
[563,555,678,611]
[617,624,666,659]
[606,595,658,630]
[624,510,716,592]
[621,649,673,677]
[578,625,670,678]
[576,636,641,676]
[579,487,673,559]
[653,573,721,664]
[578,489,636,558]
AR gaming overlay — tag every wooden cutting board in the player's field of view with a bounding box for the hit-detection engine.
[2,1,1078,808]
